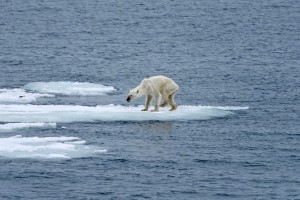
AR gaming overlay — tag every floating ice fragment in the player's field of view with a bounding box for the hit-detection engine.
[0,122,57,132]
[23,81,116,95]
[0,135,107,159]
[0,88,54,103]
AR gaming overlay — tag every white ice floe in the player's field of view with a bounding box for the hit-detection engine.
[23,81,116,95]
[0,104,248,123]
[0,135,107,159]
[0,89,54,103]
[0,123,56,132]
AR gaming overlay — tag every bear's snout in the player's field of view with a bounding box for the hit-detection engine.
[126,96,131,102]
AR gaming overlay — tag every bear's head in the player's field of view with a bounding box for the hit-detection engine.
[126,88,143,102]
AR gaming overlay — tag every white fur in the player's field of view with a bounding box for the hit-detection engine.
[127,75,179,111]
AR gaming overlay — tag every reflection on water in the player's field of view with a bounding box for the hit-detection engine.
[141,121,174,133]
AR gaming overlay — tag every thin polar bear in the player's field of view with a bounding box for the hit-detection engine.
[126,75,179,112]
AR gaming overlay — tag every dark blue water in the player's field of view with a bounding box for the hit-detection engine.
[0,0,299,199]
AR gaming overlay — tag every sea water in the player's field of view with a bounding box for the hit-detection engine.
[0,0,299,199]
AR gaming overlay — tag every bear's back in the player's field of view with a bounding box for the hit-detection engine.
[148,75,170,82]
[148,75,178,91]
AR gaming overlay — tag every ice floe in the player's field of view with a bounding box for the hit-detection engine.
[0,104,248,123]
[0,135,107,159]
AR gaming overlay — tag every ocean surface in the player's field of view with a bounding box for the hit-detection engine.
[0,0,299,199]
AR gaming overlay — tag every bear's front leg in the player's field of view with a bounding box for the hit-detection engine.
[151,95,161,112]
[142,95,152,111]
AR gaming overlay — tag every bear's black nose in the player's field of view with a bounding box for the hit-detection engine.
[126,96,130,102]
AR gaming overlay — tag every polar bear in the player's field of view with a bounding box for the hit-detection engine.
[126,75,179,111]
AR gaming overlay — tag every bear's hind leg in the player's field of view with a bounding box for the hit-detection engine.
[168,92,177,111]
[160,95,169,107]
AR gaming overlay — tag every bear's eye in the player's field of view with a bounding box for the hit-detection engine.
[137,90,139,93]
